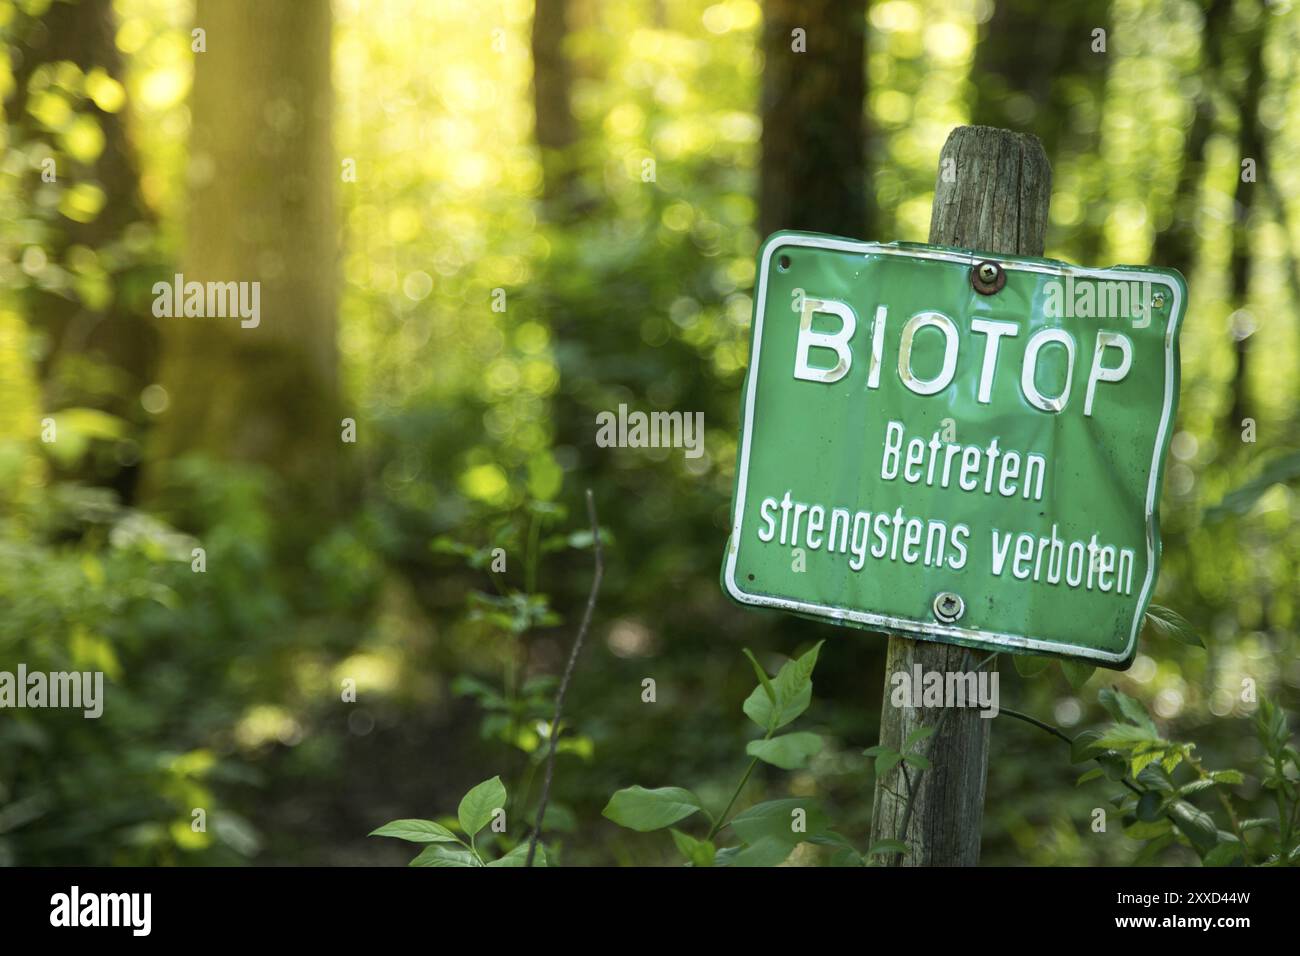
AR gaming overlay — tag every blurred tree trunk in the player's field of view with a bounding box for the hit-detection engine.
[148,0,341,525]
[971,0,1110,167]
[532,0,578,212]
[1225,10,1267,439]
[1151,0,1231,278]
[758,0,868,239]
[5,0,159,501]
[970,0,1110,260]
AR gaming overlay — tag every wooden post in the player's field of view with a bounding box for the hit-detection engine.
[868,126,1052,865]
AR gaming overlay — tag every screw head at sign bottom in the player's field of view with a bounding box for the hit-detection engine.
[933,591,965,624]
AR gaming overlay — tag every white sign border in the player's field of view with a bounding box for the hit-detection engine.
[722,233,1185,666]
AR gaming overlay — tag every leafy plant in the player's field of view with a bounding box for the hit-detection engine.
[370,776,546,866]
[603,640,859,866]
[1009,686,1299,866]
[861,724,936,862]
[433,501,603,826]
[1000,603,1298,866]
[1205,448,1300,522]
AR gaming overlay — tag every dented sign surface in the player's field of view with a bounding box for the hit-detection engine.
[722,232,1186,668]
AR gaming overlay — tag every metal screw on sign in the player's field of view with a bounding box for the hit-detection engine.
[933,591,965,624]
[971,260,1005,295]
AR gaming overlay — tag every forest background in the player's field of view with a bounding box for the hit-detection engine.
[1,0,1297,866]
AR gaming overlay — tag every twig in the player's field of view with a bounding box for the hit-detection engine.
[999,706,1072,746]
[525,489,604,867]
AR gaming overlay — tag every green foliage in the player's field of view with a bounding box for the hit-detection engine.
[1141,604,1203,649]
[864,723,936,781]
[745,732,822,770]
[371,775,544,867]
[1070,689,1299,866]
[860,722,941,863]
[603,642,837,866]
[421,501,600,862]
[603,786,706,832]
[1205,450,1300,522]
[0,478,268,864]
[457,776,508,843]
[741,642,823,732]
[3,0,1299,871]
[368,819,459,844]
[436,502,598,760]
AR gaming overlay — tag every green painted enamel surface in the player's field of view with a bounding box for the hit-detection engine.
[722,232,1186,668]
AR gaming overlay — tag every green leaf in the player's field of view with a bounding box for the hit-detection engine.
[1210,769,1244,785]
[486,843,547,867]
[1130,747,1163,777]
[410,845,481,867]
[1012,654,1051,678]
[1168,800,1218,853]
[1160,747,1185,774]
[1070,729,1104,763]
[457,776,507,840]
[1177,779,1217,797]
[745,732,823,770]
[1076,768,1104,786]
[866,838,908,857]
[1097,687,1141,731]
[712,846,742,866]
[1099,752,1129,781]
[1099,687,1159,734]
[1143,604,1204,648]
[450,675,507,709]
[1202,841,1243,867]
[741,640,824,731]
[1205,449,1300,522]
[829,847,864,867]
[566,529,595,550]
[875,750,902,779]
[728,836,794,867]
[1136,790,1164,823]
[1131,833,1175,865]
[1239,817,1275,832]
[729,798,827,847]
[602,786,704,832]
[43,408,128,468]
[1253,698,1287,749]
[670,828,716,867]
[1136,764,1175,792]
[903,725,936,750]
[1061,660,1095,690]
[1123,819,1172,840]
[1095,723,1160,750]
[902,752,931,770]
[369,819,460,844]
[742,648,777,704]
[743,680,806,732]
[808,830,858,851]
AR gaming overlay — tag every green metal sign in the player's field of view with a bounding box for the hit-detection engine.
[722,232,1186,668]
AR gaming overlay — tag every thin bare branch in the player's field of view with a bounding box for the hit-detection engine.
[525,489,604,866]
